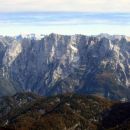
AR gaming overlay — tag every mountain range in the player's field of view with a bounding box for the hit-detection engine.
[0,33,129,100]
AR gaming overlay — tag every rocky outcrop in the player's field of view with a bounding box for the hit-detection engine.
[0,34,129,99]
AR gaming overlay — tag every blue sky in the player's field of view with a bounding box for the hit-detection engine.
[0,0,130,35]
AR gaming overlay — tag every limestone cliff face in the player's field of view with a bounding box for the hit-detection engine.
[0,34,130,99]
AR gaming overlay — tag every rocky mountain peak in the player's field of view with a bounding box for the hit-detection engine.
[0,34,129,100]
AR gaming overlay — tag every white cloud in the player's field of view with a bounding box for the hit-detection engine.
[0,0,130,12]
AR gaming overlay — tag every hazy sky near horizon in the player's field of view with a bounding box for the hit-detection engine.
[0,0,130,35]
[0,0,130,12]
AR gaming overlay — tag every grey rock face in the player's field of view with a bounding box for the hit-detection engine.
[0,34,129,99]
